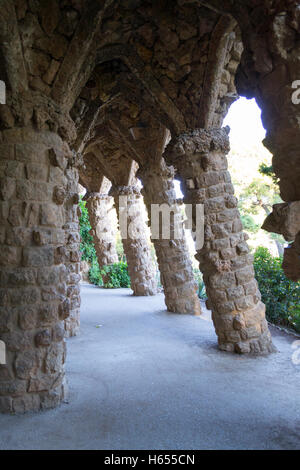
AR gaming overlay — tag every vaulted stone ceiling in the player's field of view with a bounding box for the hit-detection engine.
[1,0,298,279]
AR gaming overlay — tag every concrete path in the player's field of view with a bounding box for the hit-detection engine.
[0,284,299,450]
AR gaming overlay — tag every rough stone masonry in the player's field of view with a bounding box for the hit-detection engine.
[0,0,299,413]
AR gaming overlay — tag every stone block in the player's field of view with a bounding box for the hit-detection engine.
[44,342,64,374]
[235,266,254,284]
[37,266,61,286]
[232,219,243,233]
[23,247,54,267]
[52,322,65,342]
[220,248,236,260]
[235,341,250,354]
[0,307,17,332]
[0,396,13,413]
[211,224,229,239]
[26,203,40,227]
[207,184,224,198]
[217,209,238,223]
[10,287,39,307]
[40,204,62,227]
[35,329,52,347]
[39,386,63,410]
[15,350,37,379]
[235,295,256,311]
[233,314,246,331]
[7,268,36,287]
[215,301,236,315]
[38,304,58,326]
[19,306,37,330]
[12,394,40,414]
[0,380,27,397]
[243,280,258,296]
[8,203,23,226]
[204,197,225,212]
[0,246,21,266]
[58,298,70,320]
[227,285,244,300]
[26,163,48,182]
[0,177,15,200]
[236,242,250,255]
[225,330,241,342]
[209,272,236,289]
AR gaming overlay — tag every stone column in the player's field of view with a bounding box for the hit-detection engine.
[86,193,118,268]
[0,127,80,413]
[164,128,274,354]
[111,185,157,296]
[138,161,201,315]
[63,165,81,338]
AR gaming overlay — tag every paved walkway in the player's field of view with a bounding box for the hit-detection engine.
[0,284,299,449]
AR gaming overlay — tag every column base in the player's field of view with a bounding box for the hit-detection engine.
[214,302,276,355]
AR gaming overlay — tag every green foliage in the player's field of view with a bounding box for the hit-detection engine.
[239,177,279,216]
[89,260,131,288]
[116,234,125,262]
[79,197,130,289]
[240,214,260,234]
[258,163,279,186]
[193,268,207,300]
[79,198,96,263]
[253,247,300,333]
[88,257,103,287]
[102,262,131,288]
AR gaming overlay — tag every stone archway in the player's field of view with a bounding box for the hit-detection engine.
[0,0,299,413]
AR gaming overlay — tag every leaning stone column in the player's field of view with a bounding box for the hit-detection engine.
[0,127,79,413]
[111,185,157,296]
[165,128,274,354]
[63,161,81,338]
[138,161,201,314]
[86,193,118,268]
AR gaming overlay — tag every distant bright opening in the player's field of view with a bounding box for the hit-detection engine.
[224,97,267,149]
[224,97,284,256]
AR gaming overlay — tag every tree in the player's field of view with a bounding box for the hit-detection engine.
[238,174,285,256]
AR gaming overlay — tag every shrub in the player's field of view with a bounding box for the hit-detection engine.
[193,268,207,300]
[79,198,96,263]
[101,262,131,288]
[240,214,260,234]
[253,246,300,333]
[88,257,103,287]
[89,261,131,288]
[79,197,131,289]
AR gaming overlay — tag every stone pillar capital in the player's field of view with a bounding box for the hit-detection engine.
[164,127,230,178]
[85,191,113,202]
[137,158,175,182]
[109,185,141,198]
